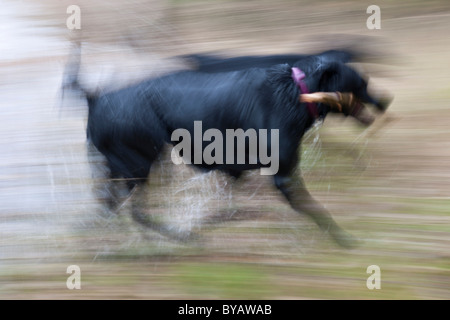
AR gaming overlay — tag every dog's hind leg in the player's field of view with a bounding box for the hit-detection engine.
[274,173,359,248]
[103,146,196,242]
[88,142,159,221]
[87,141,130,215]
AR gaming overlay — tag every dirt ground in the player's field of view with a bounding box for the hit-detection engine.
[0,0,449,299]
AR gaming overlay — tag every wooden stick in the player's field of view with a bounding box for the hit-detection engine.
[300,92,346,112]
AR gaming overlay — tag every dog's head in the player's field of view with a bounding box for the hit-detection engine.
[297,60,392,125]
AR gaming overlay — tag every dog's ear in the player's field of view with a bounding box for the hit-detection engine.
[311,61,342,92]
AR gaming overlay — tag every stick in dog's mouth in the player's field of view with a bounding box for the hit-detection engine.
[300,92,375,125]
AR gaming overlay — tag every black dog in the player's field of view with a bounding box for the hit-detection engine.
[67,49,391,248]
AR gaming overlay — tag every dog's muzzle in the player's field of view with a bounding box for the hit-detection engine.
[300,92,375,125]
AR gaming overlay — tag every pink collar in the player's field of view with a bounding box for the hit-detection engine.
[291,67,319,119]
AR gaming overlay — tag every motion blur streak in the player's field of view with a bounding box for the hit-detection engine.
[0,0,449,299]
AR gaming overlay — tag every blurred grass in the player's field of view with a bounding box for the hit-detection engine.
[170,263,274,299]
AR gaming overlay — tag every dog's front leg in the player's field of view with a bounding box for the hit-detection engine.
[274,173,358,248]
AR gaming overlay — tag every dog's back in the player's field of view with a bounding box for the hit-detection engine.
[184,49,354,73]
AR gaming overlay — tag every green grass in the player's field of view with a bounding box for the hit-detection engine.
[171,262,275,299]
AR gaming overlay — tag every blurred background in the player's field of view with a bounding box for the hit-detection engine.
[1,0,449,299]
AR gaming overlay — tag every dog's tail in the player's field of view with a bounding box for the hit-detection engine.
[60,42,97,106]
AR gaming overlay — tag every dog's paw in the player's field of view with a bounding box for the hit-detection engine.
[332,230,363,249]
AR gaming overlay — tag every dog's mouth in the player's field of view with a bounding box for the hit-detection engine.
[341,95,375,126]
[300,92,376,126]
